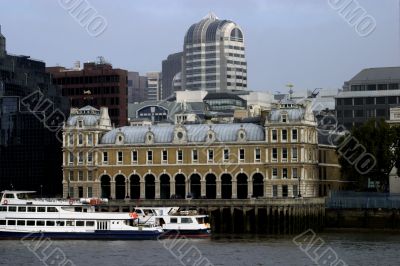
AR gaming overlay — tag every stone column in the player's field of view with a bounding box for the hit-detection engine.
[216,180,221,199]
[110,181,116,199]
[126,181,130,198]
[232,180,237,199]
[248,180,253,198]
[185,179,190,197]
[170,181,176,196]
[140,181,145,199]
[155,180,160,199]
[201,180,206,197]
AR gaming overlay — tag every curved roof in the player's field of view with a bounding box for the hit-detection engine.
[184,13,243,45]
[269,108,305,122]
[100,123,264,144]
[67,115,100,127]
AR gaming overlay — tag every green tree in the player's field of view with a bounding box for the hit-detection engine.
[337,119,400,191]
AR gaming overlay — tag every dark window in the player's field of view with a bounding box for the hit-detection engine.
[376,109,386,117]
[389,83,399,90]
[366,97,374,105]
[367,84,376,91]
[282,185,288,197]
[378,84,387,90]
[344,110,353,117]
[355,110,364,117]
[376,97,386,104]
[389,97,397,104]
[354,98,363,105]
[336,99,342,106]
[344,98,352,105]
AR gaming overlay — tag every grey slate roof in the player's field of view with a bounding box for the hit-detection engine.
[100,123,265,144]
[350,67,400,83]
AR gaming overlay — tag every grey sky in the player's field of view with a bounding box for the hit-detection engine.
[0,0,398,93]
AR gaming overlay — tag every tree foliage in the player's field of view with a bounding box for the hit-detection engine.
[337,119,400,191]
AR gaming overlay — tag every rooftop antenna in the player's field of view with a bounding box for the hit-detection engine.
[286,83,294,99]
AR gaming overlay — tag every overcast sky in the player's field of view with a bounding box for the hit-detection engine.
[0,0,399,93]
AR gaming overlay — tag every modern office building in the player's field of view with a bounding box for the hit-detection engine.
[146,72,162,102]
[336,67,400,128]
[162,52,183,99]
[0,26,69,196]
[47,59,128,126]
[128,71,147,103]
[62,100,323,199]
[181,13,247,91]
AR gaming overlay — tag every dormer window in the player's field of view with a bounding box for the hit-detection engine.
[237,128,247,142]
[115,132,125,145]
[145,131,154,145]
[282,114,287,123]
[78,120,83,128]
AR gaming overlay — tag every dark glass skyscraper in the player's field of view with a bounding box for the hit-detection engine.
[0,26,68,196]
[162,52,183,99]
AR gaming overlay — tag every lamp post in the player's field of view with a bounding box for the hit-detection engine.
[298,176,302,198]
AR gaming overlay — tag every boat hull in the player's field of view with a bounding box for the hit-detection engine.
[161,228,211,238]
[0,230,162,240]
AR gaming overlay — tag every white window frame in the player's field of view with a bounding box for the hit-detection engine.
[87,171,93,181]
[78,134,83,146]
[132,150,138,164]
[282,148,288,162]
[68,170,74,181]
[147,150,153,164]
[292,147,298,162]
[87,134,93,145]
[192,150,198,163]
[272,168,278,179]
[117,151,123,164]
[78,152,83,165]
[292,168,298,179]
[78,170,84,181]
[292,129,298,142]
[162,150,168,164]
[177,150,183,164]
[87,152,93,164]
[281,129,288,142]
[223,149,230,162]
[282,168,288,179]
[103,152,108,164]
[254,148,261,162]
[208,149,214,163]
[272,148,278,162]
[239,148,245,162]
[271,129,277,142]
[69,152,74,165]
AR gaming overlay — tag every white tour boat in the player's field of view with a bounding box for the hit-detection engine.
[0,191,163,240]
[130,207,211,237]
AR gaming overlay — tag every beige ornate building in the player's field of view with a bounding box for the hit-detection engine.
[62,100,320,199]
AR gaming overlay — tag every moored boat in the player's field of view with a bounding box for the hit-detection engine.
[0,191,163,240]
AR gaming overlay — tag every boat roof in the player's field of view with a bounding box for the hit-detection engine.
[1,190,36,194]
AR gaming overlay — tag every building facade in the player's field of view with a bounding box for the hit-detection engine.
[128,71,147,104]
[336,67,400,128]
[47,60,128,126]
[0,26,69,196]
[146,72,162,102]
[62,100,320,199]
[162,52,183,99]
[181,13,247,91]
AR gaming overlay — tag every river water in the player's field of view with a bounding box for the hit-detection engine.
[0,230,399,266]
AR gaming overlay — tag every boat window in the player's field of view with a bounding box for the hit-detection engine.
[7,220,16,225]
[5,194,15,199]
[37,207,46,212]
[74,207,83,212]
[76,221,85,227]
[66,221,75,226]
[0,220,5,225]
[0,207,6,212]
[56,221,65,226]
[0,193,3,200]
[143,209,153,215]
[18,207,26,212]
[17,220,25,226]
[86,221,95,227]
[47,207,58,212]
[181,218,193,224]
[17,193,32,199]
[170,218,178,223]
[36,221,45,226]
[28,207,36,212]
[135,209,142,214]
[27,220,35,226]
[196,218,204,224]
[46,221,55,226]
[8,206,16,212]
